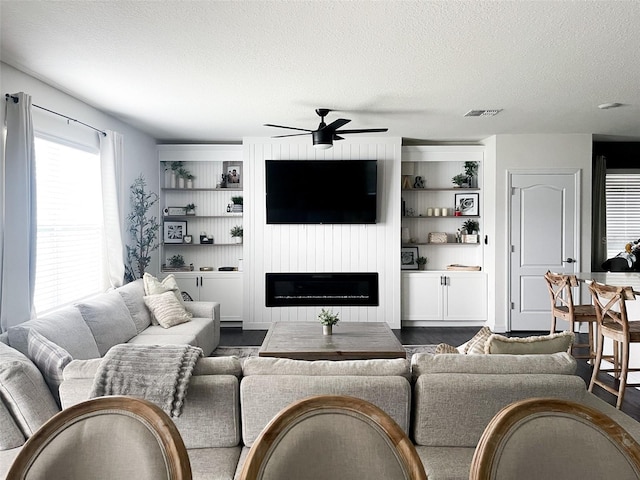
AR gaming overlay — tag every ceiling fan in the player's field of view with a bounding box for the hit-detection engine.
[264,108,388,149]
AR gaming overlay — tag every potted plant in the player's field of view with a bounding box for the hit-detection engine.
[416,256,427,270]
[169,161,183,188]
[452,173,469,188]
[168,254,185,268]
[176,167,190,188]
[231,196,243,213]
[318,308,339,335]
[186,173,196,189]
[124,175,160,283]
[464,161,479,188]
[230,225,243,243]
[461,219,480,243]
[186,203,196,215]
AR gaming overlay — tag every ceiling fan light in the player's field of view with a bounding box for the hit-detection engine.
[312,130,333,149]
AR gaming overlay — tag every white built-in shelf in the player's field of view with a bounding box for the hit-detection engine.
[402,215,479,219]
[402,187,480,192]
[163,215,242,220]
[161,187,243,192]
[403,243,481,247]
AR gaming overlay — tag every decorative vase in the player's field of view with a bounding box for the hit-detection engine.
[170,172,177,188]
[187,179,193,189]
[178,177,185,189]
[323,325,332,336]
[233,237,242,244]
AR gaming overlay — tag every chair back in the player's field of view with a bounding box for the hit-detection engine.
[238,395,426,480]
[588,281,635,335]
[544,271,578,315]
[470,397,640,480]
[7,396,191,480]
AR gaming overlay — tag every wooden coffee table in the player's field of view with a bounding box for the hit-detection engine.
[258,321,406,361]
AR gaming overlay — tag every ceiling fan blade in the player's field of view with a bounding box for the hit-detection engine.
[333,135,345,141]
[264,123,313,133]
[335,128,389,134]
[271,132,312,138]
[325,118,351,130]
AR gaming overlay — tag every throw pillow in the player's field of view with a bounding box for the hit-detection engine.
[143,273,185,325]
[143,291,193,329]
[27,329,73,406]
[484,331,575,355]
[464,326,493,354]
[435,343,460,354]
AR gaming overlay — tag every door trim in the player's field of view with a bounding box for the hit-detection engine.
[506,168,582,331]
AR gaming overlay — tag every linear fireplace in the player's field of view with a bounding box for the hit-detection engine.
[265,273,379,307]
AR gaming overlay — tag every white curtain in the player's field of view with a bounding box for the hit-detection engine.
[100,130,125,289]
[1,92,37,332]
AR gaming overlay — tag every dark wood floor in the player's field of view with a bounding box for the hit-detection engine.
[220,326,640,422]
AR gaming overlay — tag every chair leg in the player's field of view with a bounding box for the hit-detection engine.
[616,340,630,409]
[589,331,605,394]
[587,322,595,363]
[550,316,557,334]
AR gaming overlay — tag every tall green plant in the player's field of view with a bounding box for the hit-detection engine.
[125,175,160,282]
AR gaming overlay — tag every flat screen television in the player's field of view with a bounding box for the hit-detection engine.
[265,160,377,224]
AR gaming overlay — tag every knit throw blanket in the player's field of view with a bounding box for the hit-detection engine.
[90,344,203,417]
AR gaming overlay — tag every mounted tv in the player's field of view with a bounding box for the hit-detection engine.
[265,160,377,224]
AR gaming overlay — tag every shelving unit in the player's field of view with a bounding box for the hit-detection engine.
[157,144,244,324]
[401,146,487,325]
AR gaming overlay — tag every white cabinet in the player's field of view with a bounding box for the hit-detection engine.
[169,272,243,324]
[402,272,487,323]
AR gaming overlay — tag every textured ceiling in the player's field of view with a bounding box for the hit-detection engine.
[2,0,639,143]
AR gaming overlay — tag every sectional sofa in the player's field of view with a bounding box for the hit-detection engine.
[4,347,640,480]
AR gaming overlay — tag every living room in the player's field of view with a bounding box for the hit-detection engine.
[2,2,640,478]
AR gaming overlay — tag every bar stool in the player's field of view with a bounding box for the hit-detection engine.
[588,280,640,409]
[544,271,598,361]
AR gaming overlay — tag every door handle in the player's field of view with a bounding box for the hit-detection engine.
[563,258,575,264]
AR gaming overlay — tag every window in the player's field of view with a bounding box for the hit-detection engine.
[605,172,640,259]
[33,135,104,313]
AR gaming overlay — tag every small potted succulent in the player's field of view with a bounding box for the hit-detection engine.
[461,219,480,243]
[230,225,243,243]
[452,173,469,188]
[416,256,427,270]
[168,254,185,268]
[185,203,196,215]
[318,308,339,335]
[231,196,243,213]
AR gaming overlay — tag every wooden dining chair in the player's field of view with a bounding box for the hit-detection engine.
[238,395,427,480]
[7,396,192,480]
[544,271,598,361]
[588,281,640,409]
[470,397,640,479]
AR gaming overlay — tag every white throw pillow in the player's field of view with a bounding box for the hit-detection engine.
[143,291,193,329]
[464,326,493,355]
[143,273,185,325]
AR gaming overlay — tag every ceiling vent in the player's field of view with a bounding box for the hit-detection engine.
[464,109,503,117]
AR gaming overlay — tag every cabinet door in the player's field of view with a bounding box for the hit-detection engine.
[401,273,443,321]
[171,275,201,301]
[199,274,243,323]
[444,273,487,321]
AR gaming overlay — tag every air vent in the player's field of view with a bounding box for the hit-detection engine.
[464,109,502,117]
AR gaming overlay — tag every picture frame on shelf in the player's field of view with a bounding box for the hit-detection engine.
[183,235,193,244]
[401,246,420,270]
[455,192,479,216]
[223,161,242,189]
[164,221,187,244]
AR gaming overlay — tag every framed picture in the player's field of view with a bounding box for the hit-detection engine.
[455,193,479,216]
[401,246,420,270]
[183,235,193,244]
[164,221,187,244]
[223,161,242,188]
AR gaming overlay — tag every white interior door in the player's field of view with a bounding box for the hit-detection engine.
[510,172,580,331]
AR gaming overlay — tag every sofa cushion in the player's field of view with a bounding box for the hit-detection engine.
[240,375,411,447]
[0,342,59,438]
[415,446,476,480]
[242,357,410,379]
[133,317,218,356]
[26,329,72,405]
[7,306,100,360]
[143,273,185,326]
[412,373,587,447]
[411,352,577,378]
[484,331,574,354]
[115,279,152,333]
[435,343,460,354]
[0,400,24,450]
[143,291,192,328]
[75,292,138,356]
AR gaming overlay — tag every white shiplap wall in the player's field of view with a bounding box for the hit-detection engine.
[243,137,402,329]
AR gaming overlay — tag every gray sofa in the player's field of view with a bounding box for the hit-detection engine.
[0,278,220,478]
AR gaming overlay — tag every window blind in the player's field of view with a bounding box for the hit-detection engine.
[605,173,640,259]
[33,136,104,313]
